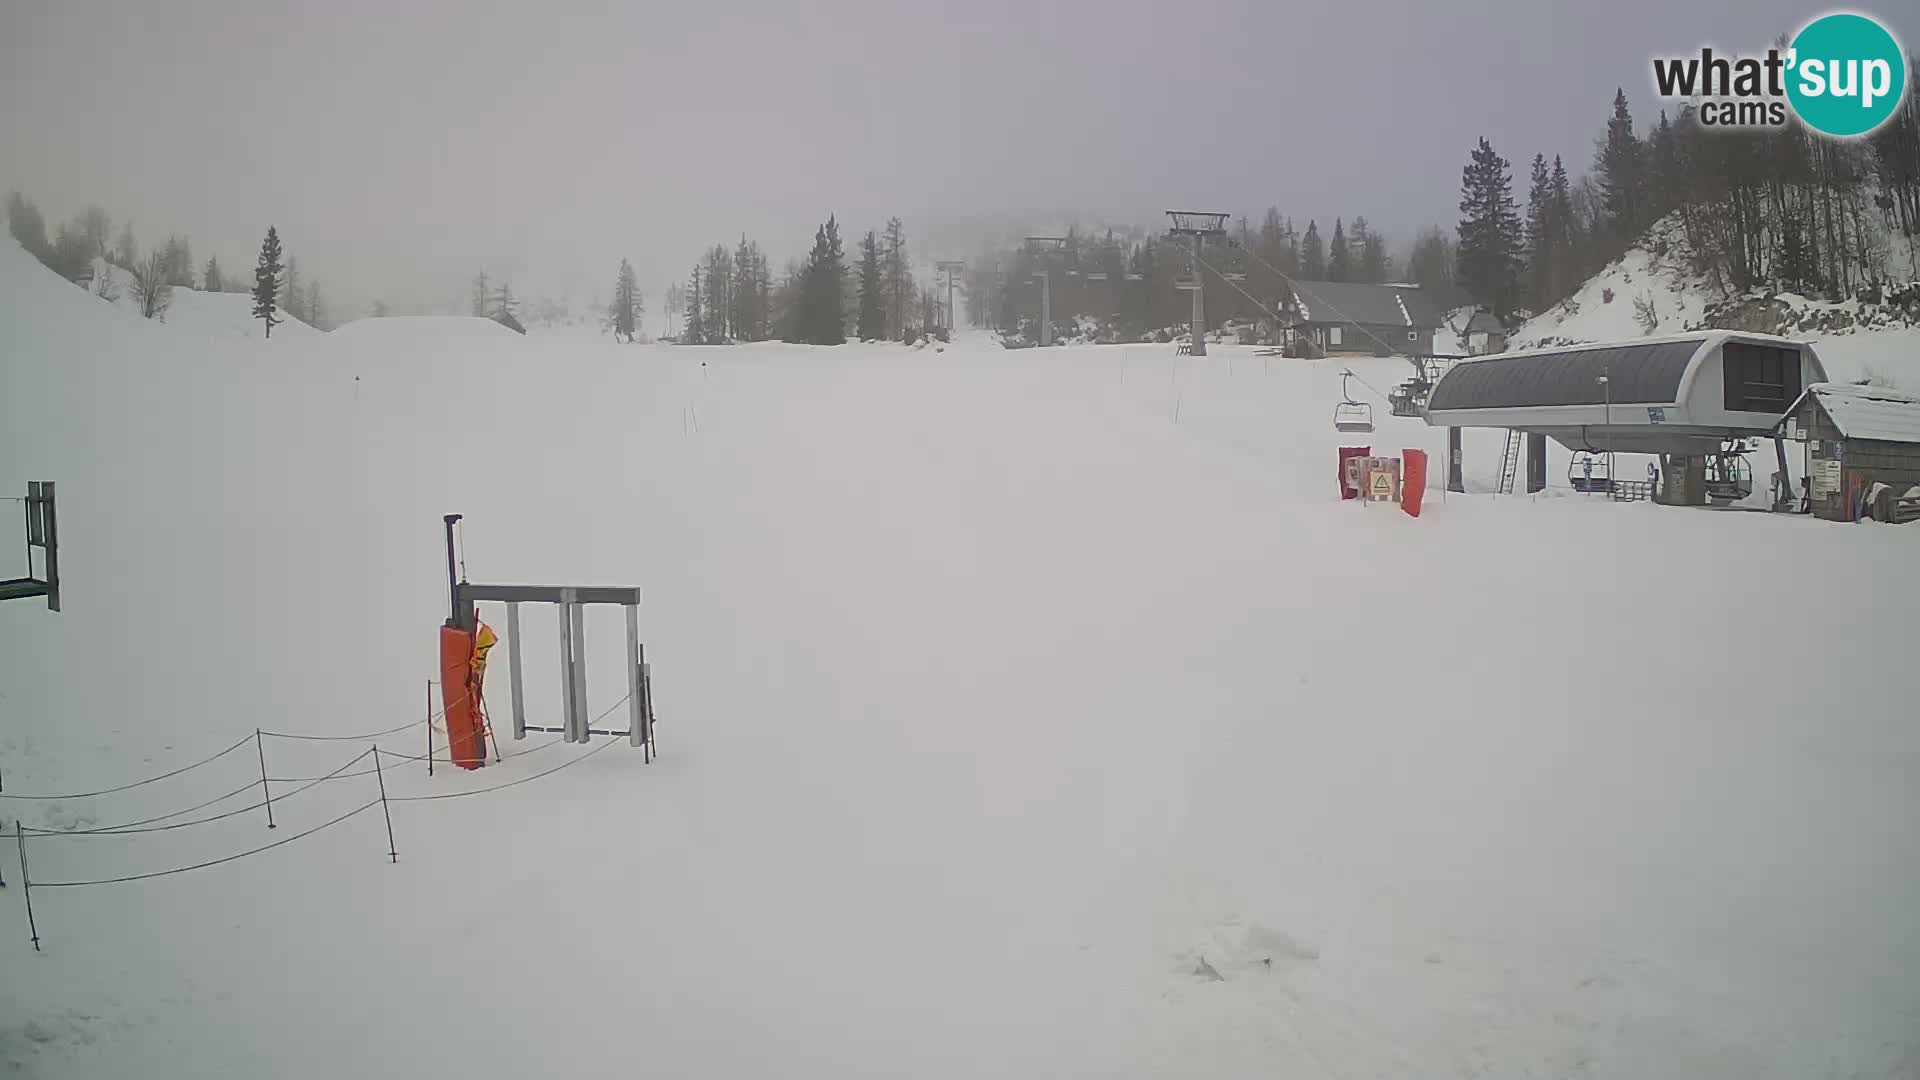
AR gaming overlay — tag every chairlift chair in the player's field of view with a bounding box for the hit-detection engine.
[1705,449,1754,505]
[1569,450,1615,493]
[1334,370,1374,433]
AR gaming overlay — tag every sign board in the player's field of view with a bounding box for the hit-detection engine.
[1362,456,1401,503]
[1811,458,1842,499]
[1647,407,1666,423]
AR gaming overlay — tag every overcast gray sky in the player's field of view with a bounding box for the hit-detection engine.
[3,0,1914,316]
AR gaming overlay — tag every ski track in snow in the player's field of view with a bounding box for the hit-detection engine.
[2,239,1919,1078]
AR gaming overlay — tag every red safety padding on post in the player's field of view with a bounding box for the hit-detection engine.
[1401,449,1428,517]
[439,625,486,770]
[1339,446,1372,500]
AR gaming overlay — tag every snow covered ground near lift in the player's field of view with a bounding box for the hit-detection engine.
[1,235,1918,1078]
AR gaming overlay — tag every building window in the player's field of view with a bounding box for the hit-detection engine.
[1722,342,1802,412]
[1329,327,1343,347]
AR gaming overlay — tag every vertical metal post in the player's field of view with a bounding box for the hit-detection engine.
[442,514,464,628]
[557,602,576,742]
[1188,238,1207,357]
[1038,272,1052,347]
[17,823,39,951]
[256,730,275,829]
[39,483,57,613]
[372,747,397,864]
[506,601,526,740]
[424,680,434,777]
[642,659,655,761]
[625,605,644,748]
[1527,433,1548,493]
[1447,427,1465,492]
[569,600,589,742]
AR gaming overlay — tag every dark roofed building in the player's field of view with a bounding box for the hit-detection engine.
[1779,382,1920,521]
[1281,281,1442,357]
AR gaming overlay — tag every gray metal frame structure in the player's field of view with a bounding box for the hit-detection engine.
[0,482,60,612]
[1166,211,1229,357]
[1023,237,1068,346]
[441,515,654,758]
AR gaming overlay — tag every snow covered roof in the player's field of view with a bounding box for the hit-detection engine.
[1795,382,1920,443]
[1286,281,1442,329]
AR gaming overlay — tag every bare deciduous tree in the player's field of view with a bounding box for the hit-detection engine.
[129,251,173,320]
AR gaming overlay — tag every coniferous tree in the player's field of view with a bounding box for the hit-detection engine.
[1525,153,1555,311]
[50,221,92,282]
[252,226,284,338]
[305,281,326,330]
[1354,217,1390,283]
[284,258,304,322]
[5,192,51,264]
[882,217,909,341]
[78,206,112,261]
[112,222,137,270]
[856,230,884,340]
[1327,218,1351,281]
[160,235,194,287]
[796,215,847,345]
[370,300,391,318]
[1595,88,1648,246]
[471,271,490,317]
[1406,226,1455,293]
[203,256,224,293]
[1456,137,1526,317]
[1301,220,1326,278]
[610,259,640,342]
[684,264,704,343]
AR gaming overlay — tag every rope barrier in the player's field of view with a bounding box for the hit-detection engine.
[33,777,261,834]
[0,733,256,801]
[27,750,375,837]
[258,688,470,742]
[388,733,623,803]
[30,799,383,888]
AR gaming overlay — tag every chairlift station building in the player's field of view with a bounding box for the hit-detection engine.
[1422,331,1827,506]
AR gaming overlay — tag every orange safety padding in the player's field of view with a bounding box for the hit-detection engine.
[1401,449,1428,517]
[439,625,487,770]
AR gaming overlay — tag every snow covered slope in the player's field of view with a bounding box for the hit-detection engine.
[2,235,1917,1079]
[92,260,319,341]
[1514,214,1920,390]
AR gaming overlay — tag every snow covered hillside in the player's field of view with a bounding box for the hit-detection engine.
[1514,214,1920,390]
[89,260,319,341]
[2,236,1917,1079]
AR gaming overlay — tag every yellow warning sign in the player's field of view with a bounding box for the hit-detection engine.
[1370,472,1394,499]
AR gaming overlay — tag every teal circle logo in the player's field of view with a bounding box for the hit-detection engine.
[1786,12,1907,137]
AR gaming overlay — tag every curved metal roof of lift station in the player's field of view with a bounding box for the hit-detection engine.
[1423,331,1827,454]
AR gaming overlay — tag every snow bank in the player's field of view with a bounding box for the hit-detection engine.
[2,235,1917,1079]
[326,314,523,344]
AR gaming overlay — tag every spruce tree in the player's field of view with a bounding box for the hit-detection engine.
[1595,88,1648,246]
[203,256,224,293]
[1327,218,1350,281]
[1525,153,1555,311]
[471,271,490,317]
[306,281,326,331]
[857,230,884,340]
[1301,220,1326,278]
[1406,226,1454,293]
[284,258,304,322]
[882,217,909,341]
[113,222,138,270]
[1354,217,1389,283]
[5,192,51,264]
[798,215,847,345]
[252,226,284,339]
[685,265,704,343]
[610,259,639,342]
[1455,137,1525,317]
